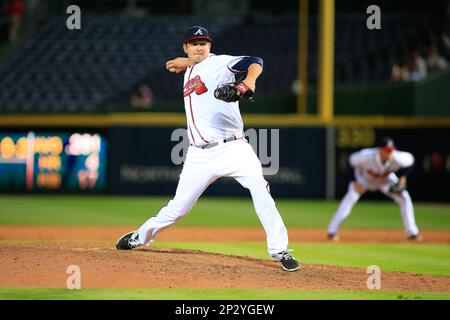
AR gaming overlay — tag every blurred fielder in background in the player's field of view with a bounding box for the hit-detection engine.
[328,137,422,241]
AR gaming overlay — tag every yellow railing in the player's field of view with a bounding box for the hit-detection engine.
[1,113,450,128]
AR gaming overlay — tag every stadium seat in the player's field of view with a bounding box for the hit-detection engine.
[0,12,441,113]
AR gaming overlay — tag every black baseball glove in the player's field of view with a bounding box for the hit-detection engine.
[389,182,407,193]
[214,81,255,103]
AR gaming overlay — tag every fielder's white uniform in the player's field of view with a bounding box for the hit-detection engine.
[328,148,419,236]
[134,54,289,256]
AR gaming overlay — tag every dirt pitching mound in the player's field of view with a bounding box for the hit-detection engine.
[0,242,449,292]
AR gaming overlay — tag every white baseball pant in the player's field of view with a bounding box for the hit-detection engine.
[328,179,419,236]
[135,139,289,256]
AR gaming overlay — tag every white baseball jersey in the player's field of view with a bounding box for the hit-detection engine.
[350,148,414,187]
[183,53,246,145]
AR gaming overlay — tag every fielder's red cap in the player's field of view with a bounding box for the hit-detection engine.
[378,136,396,152]
[184,26,211,44]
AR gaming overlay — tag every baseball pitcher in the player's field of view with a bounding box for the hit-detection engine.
[328,137,421,241]
[116,26,299,272]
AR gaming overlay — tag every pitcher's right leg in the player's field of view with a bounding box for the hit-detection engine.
[136,153,217,246]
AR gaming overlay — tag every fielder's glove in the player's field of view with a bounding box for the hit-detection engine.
[389,182,407,193]
[214,81,255,103]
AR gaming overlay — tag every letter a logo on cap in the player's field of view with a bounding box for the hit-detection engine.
[194,28,203,35]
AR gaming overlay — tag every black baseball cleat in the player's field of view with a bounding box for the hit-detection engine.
[327,233,340,241]
[116,231,141,250]
[272,251,300,272]
[408,234,423,242]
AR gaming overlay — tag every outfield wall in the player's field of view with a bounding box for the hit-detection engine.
[0,119,449,201]
[108,126,326,198]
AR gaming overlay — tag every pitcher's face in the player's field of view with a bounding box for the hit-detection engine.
[183,40,211,64]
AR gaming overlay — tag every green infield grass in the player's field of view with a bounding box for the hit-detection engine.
[1,195,450,230]
[0,287,449,300]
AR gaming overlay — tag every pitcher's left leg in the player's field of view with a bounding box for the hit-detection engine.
[217,140,297,271]
[235,175,288,255]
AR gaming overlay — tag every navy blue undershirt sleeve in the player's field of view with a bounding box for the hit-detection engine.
[397,164,414,177]
[229,56,264,73]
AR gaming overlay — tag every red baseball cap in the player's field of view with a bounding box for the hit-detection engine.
[378,137,396,152]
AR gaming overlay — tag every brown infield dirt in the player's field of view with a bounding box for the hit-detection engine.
[0,226,449,292]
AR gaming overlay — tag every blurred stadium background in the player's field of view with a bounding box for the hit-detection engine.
[0,0,449,202]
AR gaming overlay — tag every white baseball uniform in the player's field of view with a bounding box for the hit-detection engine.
[134,54,289,256]
[328,148,420,236]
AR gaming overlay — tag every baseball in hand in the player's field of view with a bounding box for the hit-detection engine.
[169,68,177,73]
